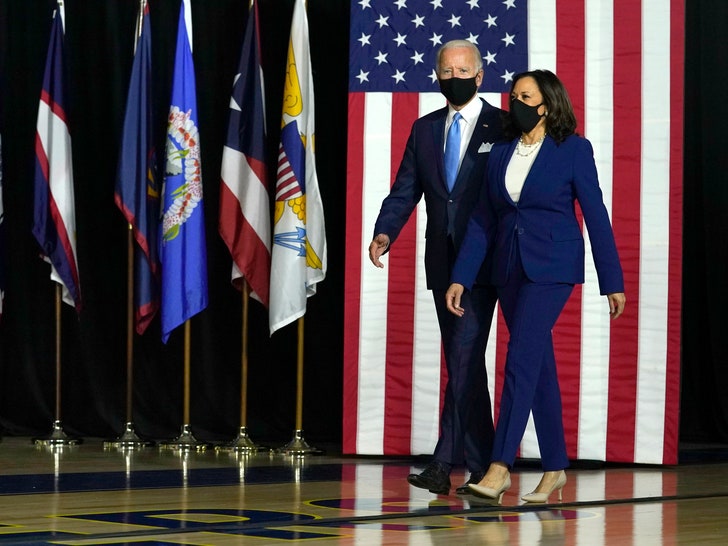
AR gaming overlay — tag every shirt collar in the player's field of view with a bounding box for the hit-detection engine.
[447,96,483,125]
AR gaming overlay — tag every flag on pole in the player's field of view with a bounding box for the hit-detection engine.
[159,0,208,343]
[219,0,270,306]
[269,0,327,335]
[344,0,683,464]
[32,4,81,311]
[114,0,160,335]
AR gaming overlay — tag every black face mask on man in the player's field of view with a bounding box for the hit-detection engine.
[510,99,545,133]
[439,76,478,107]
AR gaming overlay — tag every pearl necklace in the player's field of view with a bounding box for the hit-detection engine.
[515,135,545,157]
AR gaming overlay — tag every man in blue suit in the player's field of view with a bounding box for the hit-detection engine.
[368,40,505,495]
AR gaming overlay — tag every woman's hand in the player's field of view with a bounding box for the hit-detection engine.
[607,292,626,319]
[446,283,466,317]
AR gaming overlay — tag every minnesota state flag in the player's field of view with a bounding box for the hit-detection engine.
[269,0,327,335]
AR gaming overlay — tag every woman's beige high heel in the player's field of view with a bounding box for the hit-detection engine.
[468,475,511,504]
[521,470,567,503]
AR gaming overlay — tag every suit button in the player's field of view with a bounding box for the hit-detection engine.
[518,228,524,235]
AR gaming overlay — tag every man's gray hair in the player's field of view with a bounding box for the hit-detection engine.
[436,40,484,73]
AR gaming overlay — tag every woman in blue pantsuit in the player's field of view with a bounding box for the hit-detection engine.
[445,70,626,504]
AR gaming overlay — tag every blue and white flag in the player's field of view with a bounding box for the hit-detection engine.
[159,0,208,343]
[348,0,527,93]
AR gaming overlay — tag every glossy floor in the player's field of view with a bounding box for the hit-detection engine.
[0,435,727,544]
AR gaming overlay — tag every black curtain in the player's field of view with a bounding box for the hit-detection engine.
[0,0,348,444]
[0,0,726,449]
[680,0,728,444]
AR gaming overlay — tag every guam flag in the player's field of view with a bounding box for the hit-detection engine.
[269,0,327,335]
[114,0,160,335]
[32,4,81,311]
[159,0,208,343]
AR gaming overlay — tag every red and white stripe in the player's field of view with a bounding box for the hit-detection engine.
[344,0,683,464]
[219,145,270,305]
[275,147,303,201]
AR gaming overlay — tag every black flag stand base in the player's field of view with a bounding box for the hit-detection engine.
[215,426,267,454]
[276,429,323,456]
[159,424,210,452]
[103,422,155,450]
[33,420,83,448]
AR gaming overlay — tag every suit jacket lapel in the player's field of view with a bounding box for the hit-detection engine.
[518,136,555,203]
[431,112,448,194]
[450,100,494,196]
[457,117,483,185]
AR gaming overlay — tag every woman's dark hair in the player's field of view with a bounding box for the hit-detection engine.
[504,69,578,143]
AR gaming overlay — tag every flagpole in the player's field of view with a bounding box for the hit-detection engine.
[160,320,210,451]
[216,282,264,453]
[105,0,153,450]
[184,319,190,424]
[104,224,153,449]
[273,0,324,456]
[277,317,321,455]
[33,284,81,447]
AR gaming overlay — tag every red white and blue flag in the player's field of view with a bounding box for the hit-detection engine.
[344,0,684,465]
[114,0,160,335]
[219,0,270,306]
[159,0,208,343]
[32,4,82,311]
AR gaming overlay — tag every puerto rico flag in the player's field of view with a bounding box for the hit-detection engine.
[32,3,82,311]
[344,0,683,465]
[219,0,270,306]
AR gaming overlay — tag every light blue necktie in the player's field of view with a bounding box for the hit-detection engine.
[444,112,462,192]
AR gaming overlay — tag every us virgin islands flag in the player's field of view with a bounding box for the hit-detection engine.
[159,0,208,343]
[269,0,327,335]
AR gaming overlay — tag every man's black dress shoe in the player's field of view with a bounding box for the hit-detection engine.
[455,471,486,495]
[407,461,451,495]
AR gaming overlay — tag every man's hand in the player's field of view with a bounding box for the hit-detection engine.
[368,234,390,268]
[445,283,465,317]
[607,292,626,319]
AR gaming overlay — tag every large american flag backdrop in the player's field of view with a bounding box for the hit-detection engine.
[343,0,684,464]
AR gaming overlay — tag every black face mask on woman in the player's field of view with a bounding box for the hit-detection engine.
[510,99,545,133]
[439,76,478,107]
